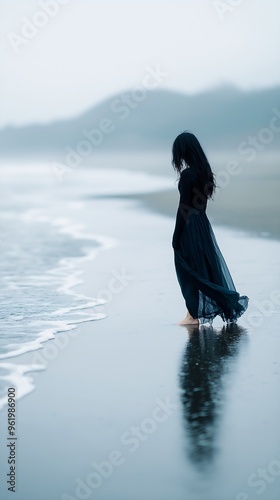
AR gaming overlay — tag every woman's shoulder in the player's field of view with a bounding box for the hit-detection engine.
[180,167,196,177]
[179,167,197,184]
[180,167,196,176]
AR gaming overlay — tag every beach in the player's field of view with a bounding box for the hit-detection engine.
[1,0,280,497]
[86,150,280,240]
[0,156,280,500]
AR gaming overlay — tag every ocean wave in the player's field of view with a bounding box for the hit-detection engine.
[0,208,118,410]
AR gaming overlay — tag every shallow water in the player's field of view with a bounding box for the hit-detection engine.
[0,161,172,408]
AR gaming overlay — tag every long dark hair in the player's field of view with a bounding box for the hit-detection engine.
[172,131,216,200]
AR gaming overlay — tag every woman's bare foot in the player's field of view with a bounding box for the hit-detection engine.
[178,311,199,326]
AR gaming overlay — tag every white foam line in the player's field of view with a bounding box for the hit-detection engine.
[0,363,44,411]
[1,210,117,359]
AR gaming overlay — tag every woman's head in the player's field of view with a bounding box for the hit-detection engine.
[172,131,216,199]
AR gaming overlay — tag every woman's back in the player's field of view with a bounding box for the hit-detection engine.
[178,167,208,214]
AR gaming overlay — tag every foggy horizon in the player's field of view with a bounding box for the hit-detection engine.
[2,81,280,131]
[1,0,280,128]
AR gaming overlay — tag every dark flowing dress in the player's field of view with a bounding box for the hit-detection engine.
[172,167,249,325]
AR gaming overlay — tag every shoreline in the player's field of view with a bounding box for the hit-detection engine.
[0,200,279,499]
[2,150,279,240]
[89,188,280,242]
[79,148,279,242]
[0,169,279,500]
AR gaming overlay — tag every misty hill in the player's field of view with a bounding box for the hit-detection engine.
[0,85,279,158]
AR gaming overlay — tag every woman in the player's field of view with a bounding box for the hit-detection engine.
[172,132,249,326]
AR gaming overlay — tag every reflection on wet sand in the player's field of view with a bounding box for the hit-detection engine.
[179,323,249,469]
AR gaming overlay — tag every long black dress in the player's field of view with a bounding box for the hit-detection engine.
[172,167,249,325]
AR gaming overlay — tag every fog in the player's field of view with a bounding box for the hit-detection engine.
[0,0,280,127]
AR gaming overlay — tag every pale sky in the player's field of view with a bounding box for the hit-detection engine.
[0,0,280,128]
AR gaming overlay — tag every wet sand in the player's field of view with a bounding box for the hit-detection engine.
[0,191,279,500]
[86,150,280,240]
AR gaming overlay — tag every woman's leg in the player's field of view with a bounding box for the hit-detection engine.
[178,282,199,325]
[178,311,199,325]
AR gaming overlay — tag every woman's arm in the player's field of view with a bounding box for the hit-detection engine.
[172,169,194,250]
